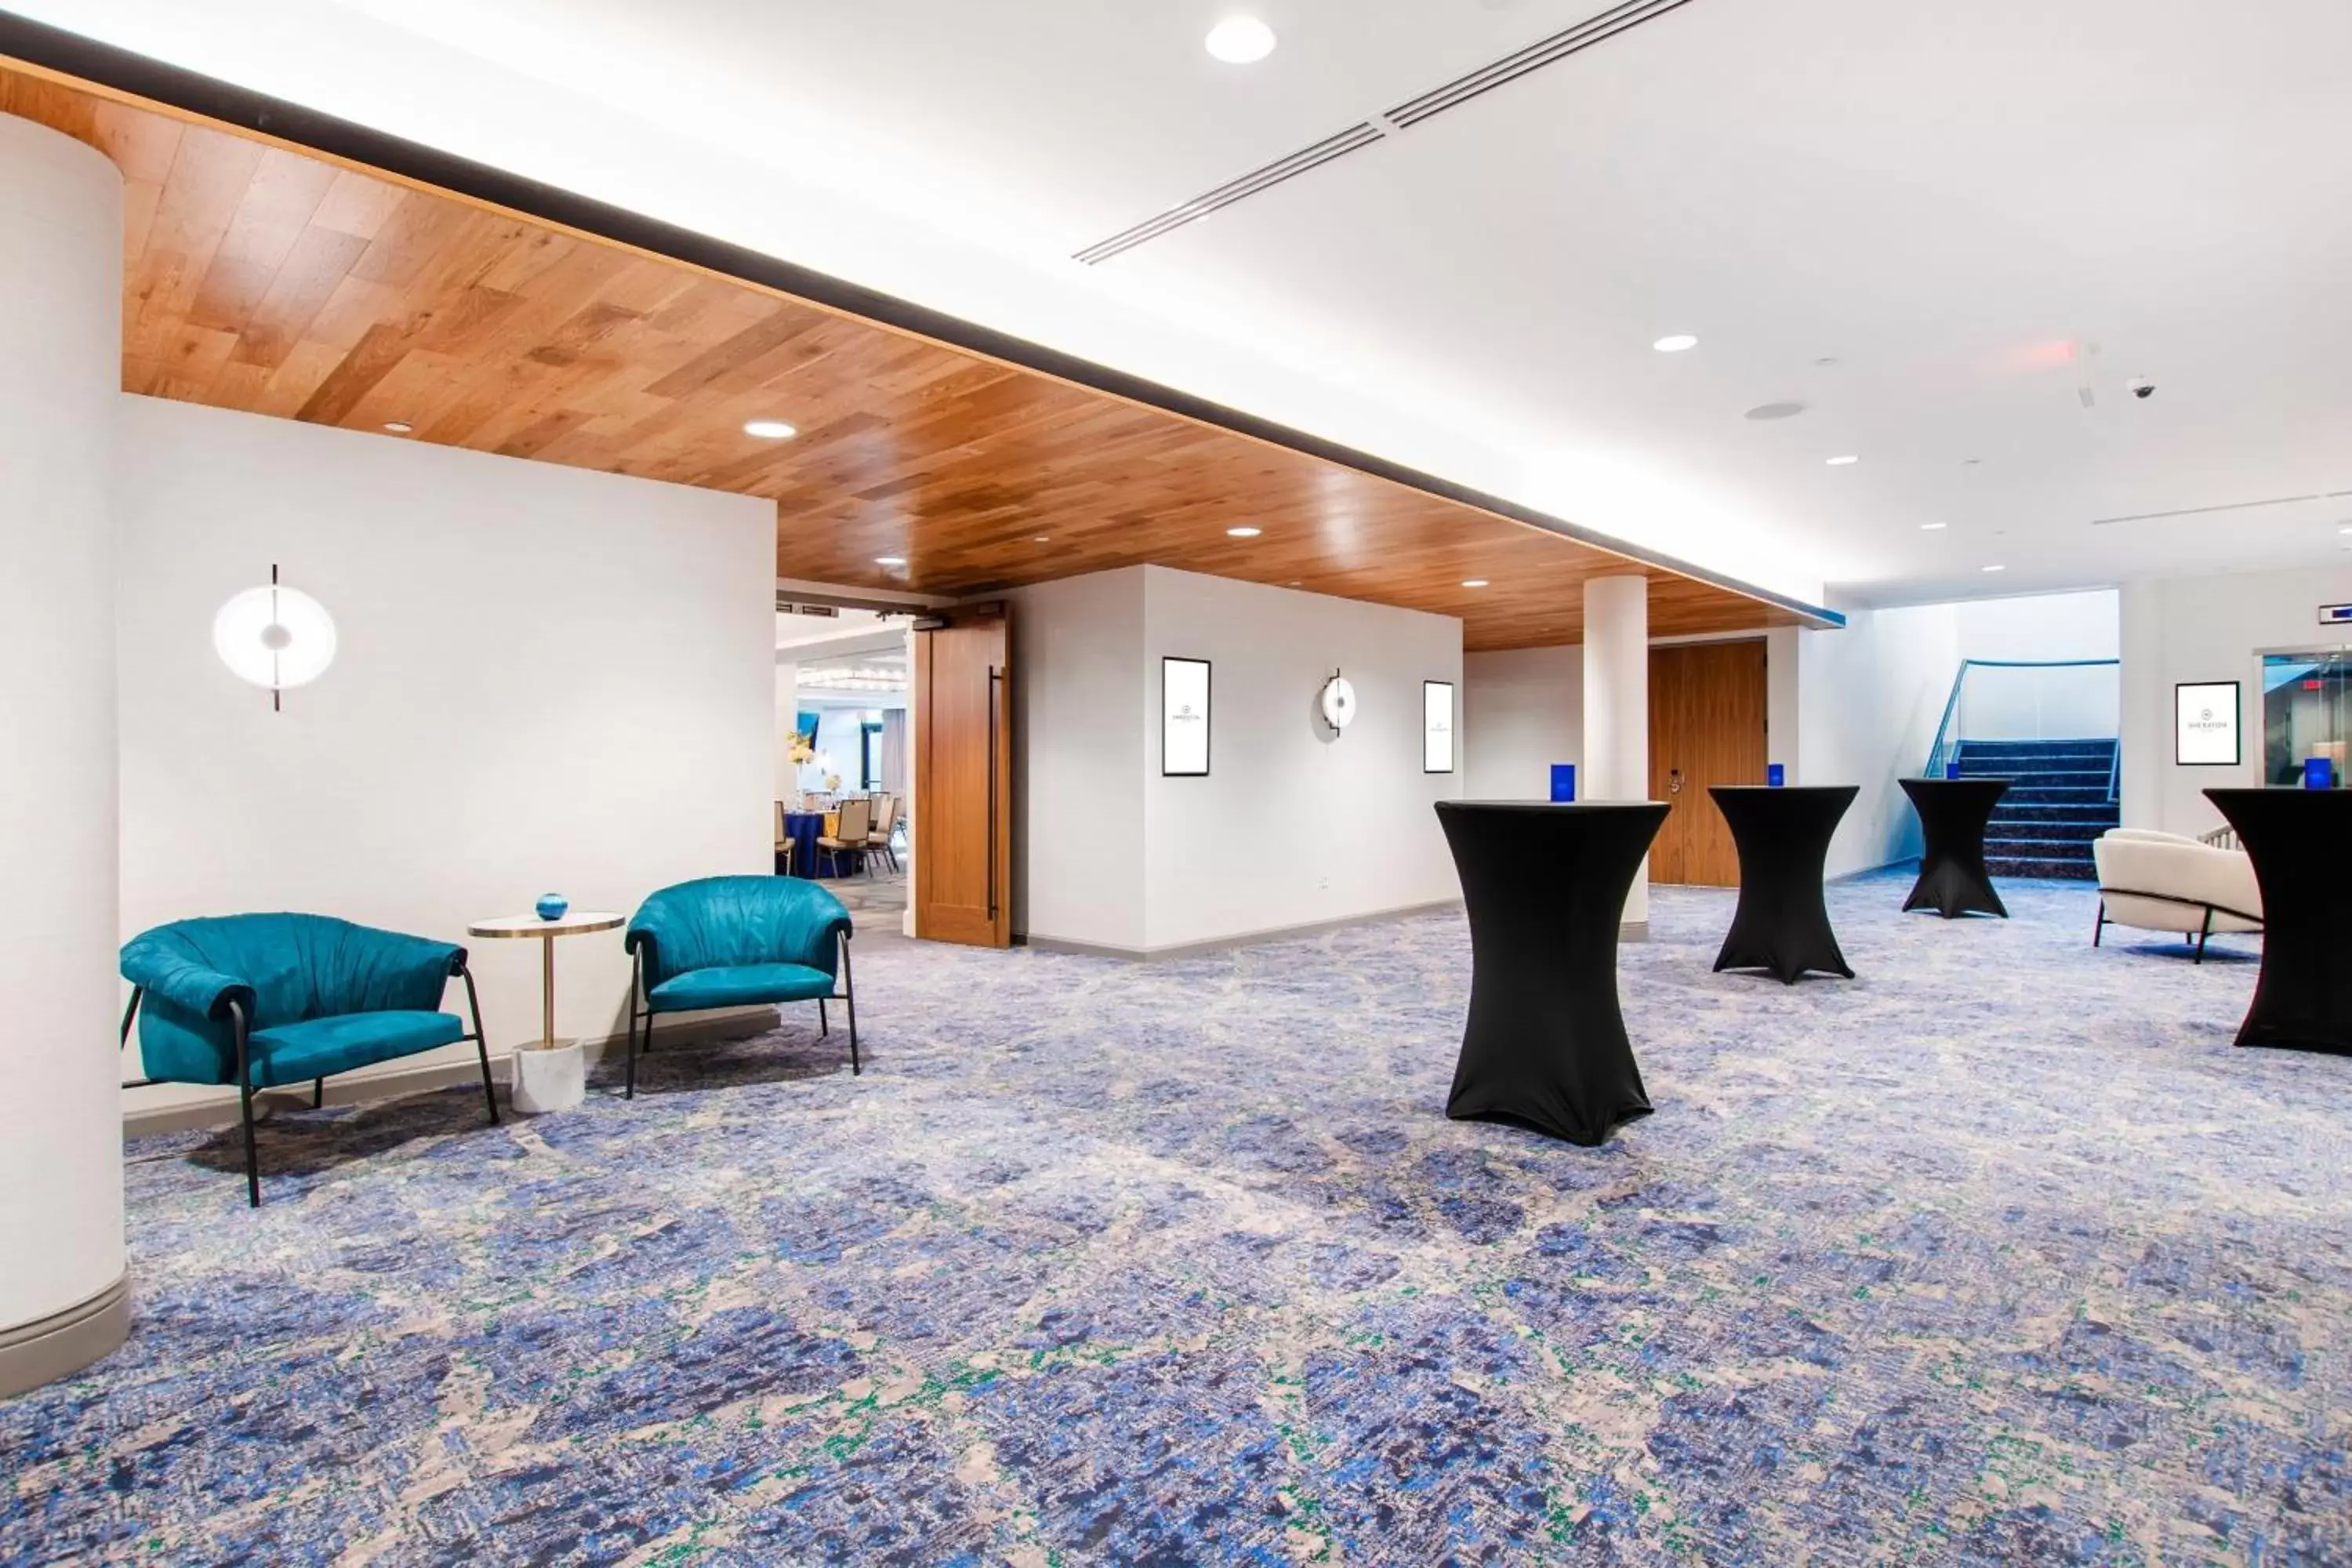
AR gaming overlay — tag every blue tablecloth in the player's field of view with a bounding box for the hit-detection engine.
[780,811,826,878]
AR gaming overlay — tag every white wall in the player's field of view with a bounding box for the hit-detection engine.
[1796,606,1961,875]
[0,118,124,1363]
[2121,564,2352,835]
[1007,568,1148,950]
[1142,567,1463,950]
[1012,565,1461,953]
[115,397,775,1108]
[1949,590,2121,740]
[1463,645,1581,800]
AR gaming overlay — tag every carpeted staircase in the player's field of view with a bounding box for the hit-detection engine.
[1955,737,2119,880]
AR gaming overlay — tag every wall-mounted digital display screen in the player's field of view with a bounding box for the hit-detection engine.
[1163,657,1211,776]
[1423,681,1454,773]
[2175,681,2241,767]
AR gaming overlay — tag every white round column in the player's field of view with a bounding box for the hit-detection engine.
[0,117,126,1396]
[1582,574,1651,934]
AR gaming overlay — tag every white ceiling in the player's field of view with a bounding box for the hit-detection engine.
[31,0,2352,608]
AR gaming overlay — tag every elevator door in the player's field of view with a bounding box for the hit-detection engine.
[1648,640,1769,886]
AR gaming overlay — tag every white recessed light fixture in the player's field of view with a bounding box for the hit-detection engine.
[1652,334,1698,353]
[742,419,798,440]
[1921,522,1947,531]
[2338,525,2352,535]
[213,564,336,713]
[1461,579,1490,588]
[1982,564,2006,573]
[1033,535,1051,543]
[875,555,907,568]
[1205,16,1277,63]
[382,420,413,434]
[1226,526,1262,538]
[1826,455,1860,466]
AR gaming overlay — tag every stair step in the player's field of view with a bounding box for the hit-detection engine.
[1994,804,2126,827]
[1958,766,2113,782]
[1987,855,2099,880]
[1987,824,2108,844]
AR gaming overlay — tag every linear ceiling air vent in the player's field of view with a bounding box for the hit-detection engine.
[1074,122,1385,265]
[1073,0,1704,263]
[1385,0,1699,129]
[2089,491,2352,526]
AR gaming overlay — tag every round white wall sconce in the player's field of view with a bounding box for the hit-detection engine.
[1319,671,1358,736]
[212,565,336,711]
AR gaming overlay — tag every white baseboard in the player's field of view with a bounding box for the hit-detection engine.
[1023,898,1465,961]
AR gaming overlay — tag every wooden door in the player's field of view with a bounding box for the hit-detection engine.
[1648,640,1769,886]
[915,605,1011,946]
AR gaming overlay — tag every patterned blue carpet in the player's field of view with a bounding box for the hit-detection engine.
[5,871,2349,1565]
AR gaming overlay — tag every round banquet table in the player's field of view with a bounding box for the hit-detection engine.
[780,811,826,878]
[2206,787,2352,1054]
[1710,784,1859,983]
[1898,776,2012,919]
[1433,800,1669,1146]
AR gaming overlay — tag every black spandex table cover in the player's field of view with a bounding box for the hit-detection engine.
[1434,800,1668,1146]
[1898,777,2012,919]
[1710,785,1860,983]
[2206,788,2352,1054]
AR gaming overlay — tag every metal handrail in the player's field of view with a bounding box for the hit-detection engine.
[1922,657,2122,778]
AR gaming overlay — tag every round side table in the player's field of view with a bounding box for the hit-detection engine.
[467,910,624,1112]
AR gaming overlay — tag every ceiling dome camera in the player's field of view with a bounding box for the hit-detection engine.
[2129,378,2155,399]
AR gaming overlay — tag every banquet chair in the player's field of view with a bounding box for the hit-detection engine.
[774,802,794,876]
[817,796,873,878]
[866,794,900,873]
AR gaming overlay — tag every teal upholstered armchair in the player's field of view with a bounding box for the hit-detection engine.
[624,876,858,1098]
[120,914,496,1206]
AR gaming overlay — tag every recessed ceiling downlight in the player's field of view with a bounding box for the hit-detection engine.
[1205,16,1277,63]
[1461,579,1490,588]
[875,556,907,568]
[743,419,798,440]
[1652,334,1698,353]
[1226,526,1262,538]
[382,420,414,434]
[1744,401,1807,422]
[1982,564,2006,573]
[1826,455,1860,466]
[1921,522,1947,531]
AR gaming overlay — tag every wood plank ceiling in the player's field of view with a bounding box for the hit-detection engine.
[0,60,1822,651]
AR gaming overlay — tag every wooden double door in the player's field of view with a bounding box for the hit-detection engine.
[1647,639,1769,887]
[913,605,1011,947]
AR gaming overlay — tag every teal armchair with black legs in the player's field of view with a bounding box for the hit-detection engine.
[119,914,498,1207]
[623,876,858,1098]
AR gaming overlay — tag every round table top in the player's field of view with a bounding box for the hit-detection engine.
[1437,798,1668,812]
[467,911,625,938]
[1711,782,1857,794]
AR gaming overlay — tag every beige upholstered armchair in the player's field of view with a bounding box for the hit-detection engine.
[2092,828,2263,962]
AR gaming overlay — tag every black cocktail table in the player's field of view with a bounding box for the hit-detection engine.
[2206,788,2352,1054]
[1433,800,1668,1145]
[1899,777,2012,919]
[1711,785,1859,983]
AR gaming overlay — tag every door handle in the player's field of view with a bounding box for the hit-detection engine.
[986,666,1003,921]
